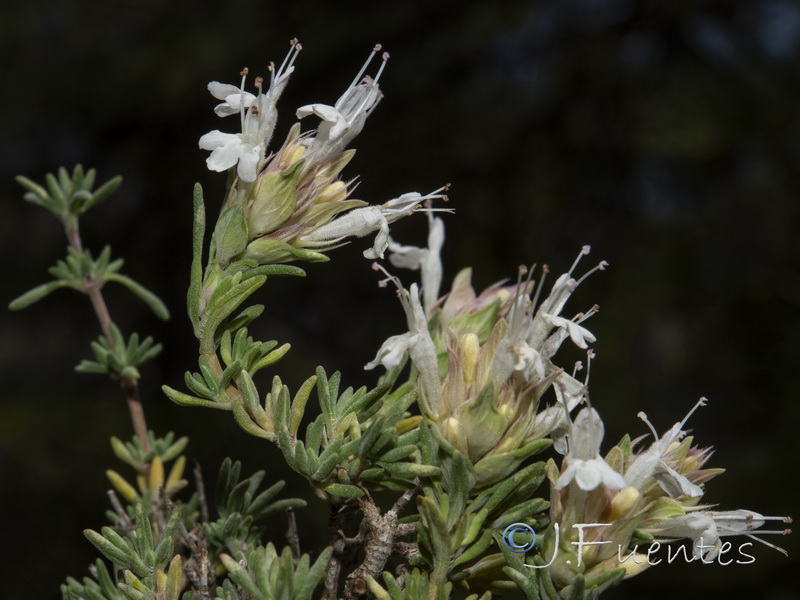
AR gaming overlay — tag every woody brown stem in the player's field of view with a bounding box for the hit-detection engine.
[343,482,419,600]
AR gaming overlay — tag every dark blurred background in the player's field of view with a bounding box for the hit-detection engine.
[1,1,798,598]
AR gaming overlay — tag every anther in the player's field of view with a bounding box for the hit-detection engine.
[240,67,249,76]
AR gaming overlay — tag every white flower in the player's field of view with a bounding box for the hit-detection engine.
[624,398,707,498]
[648,509,792,560]
[301,189,447,259]
[555,407,626,491]
[208,81,256,117]
[199,41,301,182]
[540,371,588,454]
[365,282,441,416]
[199,126,263,182]
[388,211,445,313]
[297,45,387,163]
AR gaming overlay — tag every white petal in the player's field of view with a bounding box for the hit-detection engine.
[236,144,262,182]
[364,215,390,259]
[388,240,425,270]
[598,461,626,490]
[574,461,603,490]
[554,462,579,489]
[364,332,416,370]
[296,103,339,121]
[544,314,595,349]
[654,463,704,498]
[571,407,605,460]
[198,130,237,151]
[208,81,242,100]
[205,139,245,172]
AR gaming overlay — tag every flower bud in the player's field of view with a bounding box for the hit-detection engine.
[316,180,348,204]
[609,486,641,521]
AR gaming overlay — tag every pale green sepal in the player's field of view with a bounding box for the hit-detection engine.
[248,159,303,236]
[242,238,329,264]
[213,204,249,265]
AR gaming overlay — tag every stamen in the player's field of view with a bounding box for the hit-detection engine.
[567,246,590,279]
[676,397,708,431]
[276,38,302,77]
[572,361,584,377]
[507,264,535,337]
[638,411,660,441]
[239,69,249,131]
[373,51,390,84]
[346,44,382,93]
[741,533,789,556]
[530,264,549,311]
[575,261,610,288]
[372,261,404,293]
[716,515,792,522]
[580,350,591,387]
[576,304,600,324]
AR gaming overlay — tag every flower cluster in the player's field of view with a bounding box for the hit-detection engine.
[367,209,791,591]
[369,210,609,485]
[198,41,444,267]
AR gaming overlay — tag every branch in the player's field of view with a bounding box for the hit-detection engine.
[65,219,150,452]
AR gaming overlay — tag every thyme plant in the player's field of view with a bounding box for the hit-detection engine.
[10,40,792,600]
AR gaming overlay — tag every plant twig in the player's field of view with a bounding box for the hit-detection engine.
[194,461,210,524]
[106,489,134,531]
[343,482,420,600]
[286,507,301,559]
[64,219,150,453]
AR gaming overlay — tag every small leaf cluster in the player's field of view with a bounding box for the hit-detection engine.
[203,458,307,558]
[405,443,552,595]
[105,432,192,512]
[110,432,189,474]
[82,504,184,600]
[9,244,169,320]
[77,323,162,381]
[17,164,121,222]
[164,328,289,410]
[62,560,125,600]
[498,544,625,600]
[216,543,333,600]
[367,569,490,600]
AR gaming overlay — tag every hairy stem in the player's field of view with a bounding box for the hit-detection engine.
[65,218,150,453]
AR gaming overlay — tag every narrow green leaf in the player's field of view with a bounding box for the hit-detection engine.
[502,566,541,600]
[8,280,69,310]
[106,274,169,320]
[82,175,122,212]
[289,375,316,436]
[162,385,230,409]
[322,483,364,498]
